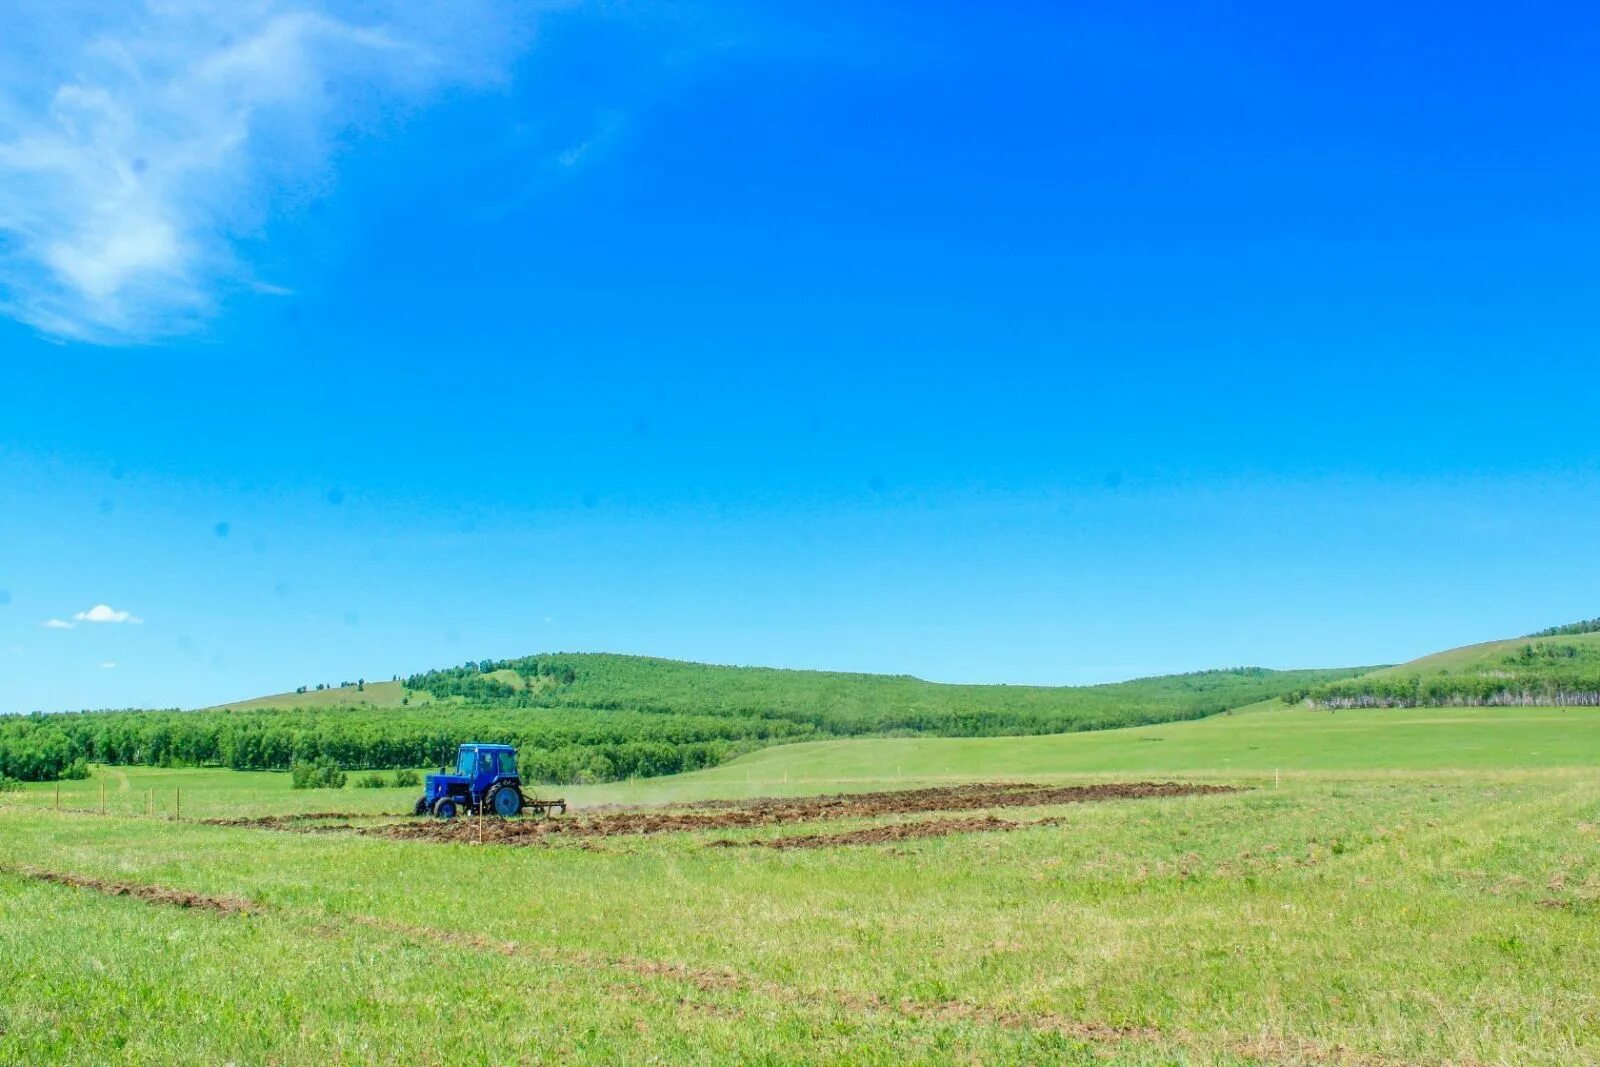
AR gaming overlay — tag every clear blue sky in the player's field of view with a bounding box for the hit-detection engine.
[4,1,1600,713]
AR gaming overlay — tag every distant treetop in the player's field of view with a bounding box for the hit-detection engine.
[1527,618,1600,637]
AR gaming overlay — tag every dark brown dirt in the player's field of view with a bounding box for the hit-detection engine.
[362,780,1238,847]
[6,865,253,914]
[201,811,399,827]
[685,780,1236,817]
[710,814,1049,850]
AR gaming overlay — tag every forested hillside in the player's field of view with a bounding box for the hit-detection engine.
[1288,628,1600,708]
[1,653,1373,783]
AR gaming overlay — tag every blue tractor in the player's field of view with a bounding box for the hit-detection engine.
[414,742,566,820]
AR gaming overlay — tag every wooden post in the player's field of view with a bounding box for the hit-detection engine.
[55,783,60,810]
[176,788,181,822]
[477,803,484,845]
[101,780,106,814]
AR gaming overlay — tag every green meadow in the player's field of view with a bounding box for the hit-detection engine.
[4,698,1600,1064]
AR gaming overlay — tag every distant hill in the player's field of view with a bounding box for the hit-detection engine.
[388,653,1376,735]
[215,679,425,712]
[1288,625,1600,708]
[4,653,1373,784]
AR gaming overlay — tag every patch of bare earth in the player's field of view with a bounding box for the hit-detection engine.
[362,781,1239,846]
[710,814,1049,849]
[2,864,251,914]
[201,811,399,827]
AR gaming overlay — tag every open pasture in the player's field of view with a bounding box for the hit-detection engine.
[4,704,1600,1064]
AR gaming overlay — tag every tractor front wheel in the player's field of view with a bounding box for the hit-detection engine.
[432,797,459,820]
[413,796,429,817]
[487,784,523,818]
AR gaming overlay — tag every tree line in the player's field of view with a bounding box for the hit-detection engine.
[1527,618,1600,638]
[1284,640,1600,708]
[0,705,807,783]
[1,654,1373,782]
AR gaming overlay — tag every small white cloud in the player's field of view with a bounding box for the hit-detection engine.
[74,603,142,624]
[43,618,75,629]
[100,661,117,669]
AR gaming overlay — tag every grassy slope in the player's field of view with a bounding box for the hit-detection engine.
[1294,629,1600,710]
[1365,629,1600,676]
[215,669,540,710]
[216,652,1375,727]
[216,679,426,710]
[4,702,1600,1064]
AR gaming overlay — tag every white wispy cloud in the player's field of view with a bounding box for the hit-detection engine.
[42,618,75,629]
[100,661,118,669]
[0,1,538,343]
[74,603,143,624]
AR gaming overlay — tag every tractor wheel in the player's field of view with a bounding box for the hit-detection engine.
[488,784,523,818]
[432,797,459,820]
[412,796,429,817]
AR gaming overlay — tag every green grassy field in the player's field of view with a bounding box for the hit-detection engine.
[4,700,1600,1064]
[13,700,1597,817]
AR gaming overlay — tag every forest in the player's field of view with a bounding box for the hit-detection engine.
[1,654,1370,782]
[1286,639,1600,708]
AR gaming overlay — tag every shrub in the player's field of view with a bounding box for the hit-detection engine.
[392,768,420,788]
[290,758,348,789]
[354,771,388,789]
[0,775,22,793]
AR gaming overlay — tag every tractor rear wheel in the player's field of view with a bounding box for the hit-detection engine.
[488,784,523,817]
[432,797,459,820]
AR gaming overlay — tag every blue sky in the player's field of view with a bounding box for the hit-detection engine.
[4,1,1600,712]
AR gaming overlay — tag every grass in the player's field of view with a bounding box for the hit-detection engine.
[1296,629,1600,706]
[1366,629,1600,675]
[4,702,1600,1063]
[214,679,428,711]
[17,700,1599,817]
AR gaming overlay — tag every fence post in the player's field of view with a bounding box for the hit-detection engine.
[101,781,106,814]
[55,783,60,810]
[176,788,181,822]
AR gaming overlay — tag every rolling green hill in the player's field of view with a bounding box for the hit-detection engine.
[3,654,1373,783]
[216,680,423,711]
[393,653,1377,732]
[1290,624,1600,708]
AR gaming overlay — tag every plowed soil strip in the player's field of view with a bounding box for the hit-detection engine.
[686,780,1237,818]
[362,781,1238,846]
[202,811,402,827]
[3,864,252,914]
[710,814,1051,849]
[5,862,1421,1066]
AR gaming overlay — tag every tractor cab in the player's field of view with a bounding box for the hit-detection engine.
[415,743,566,821]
